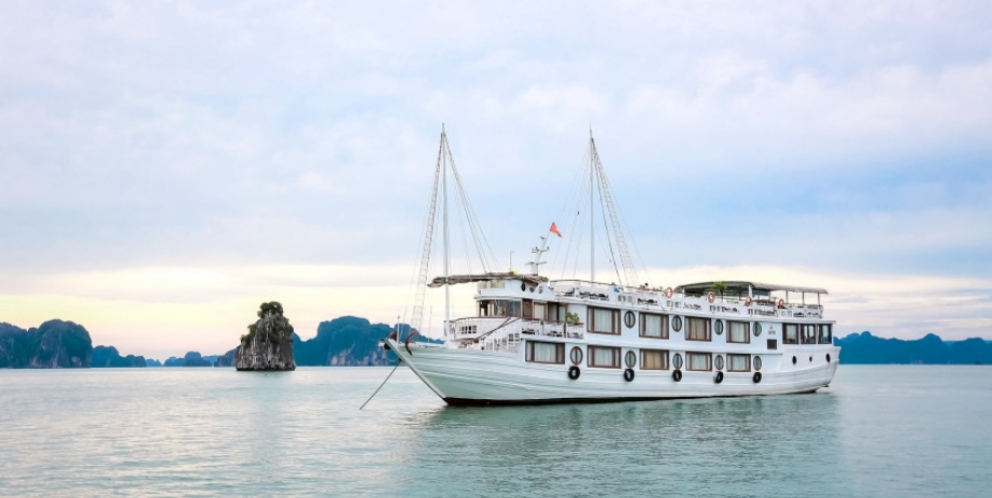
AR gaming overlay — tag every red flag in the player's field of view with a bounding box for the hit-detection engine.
[549,222,562,237]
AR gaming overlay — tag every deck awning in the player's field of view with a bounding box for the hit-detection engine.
[428,272,548,288]
[675,281,829,296]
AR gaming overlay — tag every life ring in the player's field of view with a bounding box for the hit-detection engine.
[568,366,581,380]
[753,372,762,384]
[745,297,753,307]
[707,291,716,303]
[672,369,682,382]
[777,298,785,309]
[664,287,673,298]
[714,371,724,384]
[624,368,635,382]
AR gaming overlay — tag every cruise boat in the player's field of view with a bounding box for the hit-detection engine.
[384,128,839,405]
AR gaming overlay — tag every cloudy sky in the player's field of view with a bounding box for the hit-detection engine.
[1,1,990,358]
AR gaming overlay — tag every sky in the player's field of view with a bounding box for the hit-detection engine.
[1,1,990,359]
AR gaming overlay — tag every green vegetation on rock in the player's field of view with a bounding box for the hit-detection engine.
[236,301,296,371]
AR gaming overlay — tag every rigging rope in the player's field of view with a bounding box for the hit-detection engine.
[359,360,401,410]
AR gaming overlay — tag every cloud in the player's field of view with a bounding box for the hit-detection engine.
[1,1,991,351]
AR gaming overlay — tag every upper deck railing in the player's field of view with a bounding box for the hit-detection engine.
[547,279,824,319]
[449,316,584,352]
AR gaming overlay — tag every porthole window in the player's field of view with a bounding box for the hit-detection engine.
[673,353,684,370]
[624,311,636,328]
[625,350,637,368]
[570,347,583,365]
[520,283,526,291]
[809,356,813,362]
[714,355,724,371]
[792,356,797,365]
[714,320,724,335]
[826,353,832,363]
[754,356,762,371]
[672,316,683,332]
[754,322,762,337]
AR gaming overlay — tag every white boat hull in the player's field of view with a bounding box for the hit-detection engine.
[386,339,839,405]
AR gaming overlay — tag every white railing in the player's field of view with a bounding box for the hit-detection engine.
[449,316,585,352]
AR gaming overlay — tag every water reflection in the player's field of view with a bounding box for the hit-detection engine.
[389,393,843,497]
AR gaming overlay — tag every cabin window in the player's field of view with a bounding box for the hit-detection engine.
[728,321,750,344]
[533,302,547,321]
[640,313,669,339]
[728,354,751,372]
[641,349,669,370]
[570,346,583,365]
[801,324,817,344]
[624,311,636,328]
[783,324,799,344]
[522,299,533,319]
[819,324,833,344]
[686,317,711,341]
[546,303,565,322]
[525,341,564,364]
[687,352,712,371]
[478,300,521,318]
[588,346,621,368]
[588,307,620,335]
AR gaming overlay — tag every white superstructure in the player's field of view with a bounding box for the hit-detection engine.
[385,129,839,405]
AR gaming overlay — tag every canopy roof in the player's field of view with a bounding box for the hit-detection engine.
[428,272,548,288]
[675,281,829,296]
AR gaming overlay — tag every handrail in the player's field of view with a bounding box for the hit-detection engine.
[470,317,518,343]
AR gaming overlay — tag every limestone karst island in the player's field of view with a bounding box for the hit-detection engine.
[235,302,297,371]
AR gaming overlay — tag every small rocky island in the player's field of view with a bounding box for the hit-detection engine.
[235,302,297,371]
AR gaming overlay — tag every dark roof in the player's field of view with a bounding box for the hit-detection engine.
[428,272,548,288]
[675,281,829,295]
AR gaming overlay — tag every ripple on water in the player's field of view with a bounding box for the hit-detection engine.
[1,366,990,497]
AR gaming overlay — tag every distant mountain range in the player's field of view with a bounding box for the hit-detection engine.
[3,318,989,368]
[0,320,92,368]
[835,332,992,364]
[91,346,146,367]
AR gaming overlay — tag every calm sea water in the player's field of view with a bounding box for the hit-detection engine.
[1,366,990,497]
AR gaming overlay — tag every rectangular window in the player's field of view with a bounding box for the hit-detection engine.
[588,307,619,334]
[819,324,833,344]
[728,321,750,344]
[686,317,711,341]
[687,352,712,371]
[480,300,523,318]
[640,313,669,339]
[801,324,818,344]
[641,349,669,370]
[522,299,533,319]
[588,345,621,368]
[784,324,799,344]
[728,354,751,372]
[509,301,521,317]
[533,302,546,322]
[767,339,778,350]
[546,303,559,322]
[525,341,564,364]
